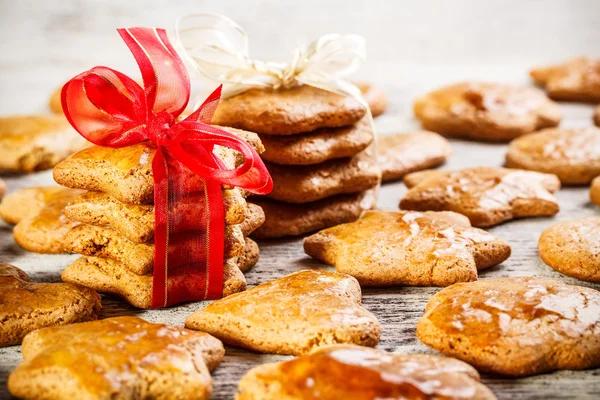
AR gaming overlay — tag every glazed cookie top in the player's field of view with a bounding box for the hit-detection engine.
[505,127,600,184]
[238,345,496,400]
[530,57,600,102]
[0,115,73,144]
[401,167,560,227]
[413,82,561,141]
[417,277,600,376]
[9,316,224,399]
[304,210,510,286]
[211,85,366,135]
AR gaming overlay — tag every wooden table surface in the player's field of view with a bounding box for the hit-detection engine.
[1,1,600,398]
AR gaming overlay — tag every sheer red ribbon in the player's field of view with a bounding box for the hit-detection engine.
[61,27,273,308]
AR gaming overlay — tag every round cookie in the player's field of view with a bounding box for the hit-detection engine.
[0,178,5,201]
[378,131,451,182]
[591,176,600,206]
[211,85,366,135]
[355,82,388,117]
[505,127,600,185]
[259,118,373,165]
[594,105,600,127]
[0,186,67,225]
[49,85,63,114]
[417,276,600,377]
[414,82,561,142]
[530,57,600,102]
[538,217,600,282]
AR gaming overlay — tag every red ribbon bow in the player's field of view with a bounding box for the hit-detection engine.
[61,27,273,308]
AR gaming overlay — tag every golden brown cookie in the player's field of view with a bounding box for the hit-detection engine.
[355,82,388,117]
[62,256,246,308]
[0,262,101,347]
[237,344,496,400]
[49,85,63,114]
[259,117,373,165]
[591,176,600,206]
[252,190,376,239]
[0,178,5,201]
[185,270,380,356]
[417,277,600,377]
[212,85,366,135]
[13,188,85,253]
[265,152,380,203]
[414,82,561,142]
[378,131,451,182]
[240,203,265,236]
[53,126,263,205]
[594,105,600,127]
[239,237,260,273]
[64,190,246,243]
[0,186,67,225]
[8,316,224,400]
[0,115,89,172]
[539,217,600,282]
[304,210,510,287]
[505,127,600,184]
[65,223,245,275]
[530,57,600,102]
[401,167,561,227]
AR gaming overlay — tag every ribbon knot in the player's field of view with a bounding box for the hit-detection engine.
[61,27,273,308]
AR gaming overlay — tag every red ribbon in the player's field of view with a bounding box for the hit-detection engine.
[61,27,273,308]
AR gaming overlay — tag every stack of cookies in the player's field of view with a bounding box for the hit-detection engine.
[52,127,266,308]
[211,84,382,238]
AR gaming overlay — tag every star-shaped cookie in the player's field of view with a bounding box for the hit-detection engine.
[8,316,224,399]
[0,262,101,347]
[185,270,380,356]
[304,210,510,287]
[237,345,496,400]
[401,167,560,227]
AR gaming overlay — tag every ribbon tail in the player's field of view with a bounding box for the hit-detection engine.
[152,147,225,308]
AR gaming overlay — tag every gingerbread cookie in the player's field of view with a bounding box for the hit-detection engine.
[239,237,260,273]
[0,178,5,201]
[259,118,373,165]
[355,82,388,117]
[8,316,224,400]
[185,270,380,355]
[265,152,380,203]
[530,57,600,102]
[417,277,600,376]
[49,85,63,114]
[0,186,67,225]
[401,167,560,227]
[414,82,561,141]
[240,203,265,236]
[591,176,600,206]
[594,105,600,127]
[252,190,376,239]
[378,131,451,182]
[237,344,496,400]
[0,115,89,172]
[0,262,100,347]
[53,126,262,204]
[13,188,84,253]
[539,217,600,282]
[212,85,366,135]
[64,190,246,243]
[305,210,510,287]
[62,256,246,308]
[65,224,245,275]
[505,127,600,184]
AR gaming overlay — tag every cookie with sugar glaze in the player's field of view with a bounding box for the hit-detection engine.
[505,127,600,184]
[417,276,600,376]
[8,316,224,400]
[401,167,560,227]
[0,262,101,347]
[304,210,510,287]
[414,82,561,141]
[211,85,366,135]
[530,57,600,102]
[0,186,66,225]
[237,344,496,400]
[185,270,380,356]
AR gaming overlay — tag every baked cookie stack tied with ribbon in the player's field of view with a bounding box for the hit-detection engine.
[176,14,382,239]
[52,27,272,309]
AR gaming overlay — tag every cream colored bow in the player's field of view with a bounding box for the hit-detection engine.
[175,12,370,108]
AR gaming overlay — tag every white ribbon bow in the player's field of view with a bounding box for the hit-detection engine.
[175,13,369,106]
